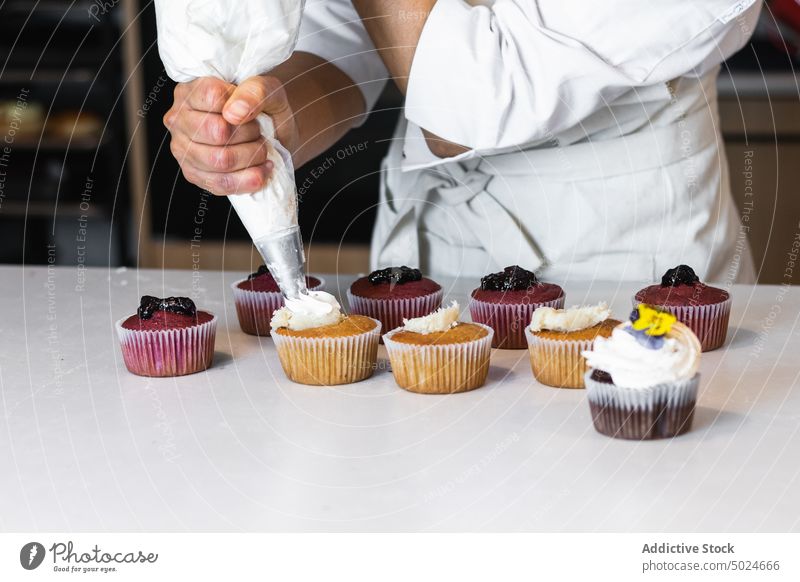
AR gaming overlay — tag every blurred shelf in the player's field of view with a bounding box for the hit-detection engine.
[0,68,97,84]
[0,200,103,219]
[718,71,800,98]
[10,135,108,151]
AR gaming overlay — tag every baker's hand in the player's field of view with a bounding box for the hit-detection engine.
[164,76,298,196]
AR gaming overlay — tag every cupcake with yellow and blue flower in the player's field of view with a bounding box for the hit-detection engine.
[582,304,702,440]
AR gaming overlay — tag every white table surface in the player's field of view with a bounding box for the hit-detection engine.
[1,265,798,532]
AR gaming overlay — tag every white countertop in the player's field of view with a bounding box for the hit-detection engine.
[1,266,798,532]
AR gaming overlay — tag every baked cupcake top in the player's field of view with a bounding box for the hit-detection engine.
[530,302,619,340]
[635,264,729,307]
[273,314,377,338]
[350,266,441,300]
[390,302,488,345]
[471,265,563,304]
[271,292,344,331]
[122,295,213,331]
[583,304,701,389]
[237,265,321,293]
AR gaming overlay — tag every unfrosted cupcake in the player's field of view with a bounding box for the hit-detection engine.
[469,265,564,349]
[116,296,216,377]
[634,265,730,352]
[347,266,442,338]
[583,304,702,440]
[525,303,620,389]
[270,292,381,386]
[232,265,324,336]
[383,302,493,394]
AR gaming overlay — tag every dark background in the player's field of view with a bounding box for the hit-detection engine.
[0,0,797,269]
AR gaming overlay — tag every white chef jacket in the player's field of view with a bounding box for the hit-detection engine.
[295,0,760,284]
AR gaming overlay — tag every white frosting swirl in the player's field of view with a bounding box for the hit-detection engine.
[403,301,459,334]
[583,321,701,389]
[530,302,611,333]
[270,291,343,331]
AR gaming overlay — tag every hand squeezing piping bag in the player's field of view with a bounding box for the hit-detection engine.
[154,0,309,299]
[227,114,308,300]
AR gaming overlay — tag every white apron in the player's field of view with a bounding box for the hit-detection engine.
[370,73,755,285]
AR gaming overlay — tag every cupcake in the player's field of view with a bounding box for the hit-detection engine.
[634,265,730,352]
[116,295,216,377]
[583,304,702,440]
[469,265,565,349]
[270,291,381,386]
[232,265,324,336]
[383,302,493,394]
[525,303,620,389]
[347,266,443,340]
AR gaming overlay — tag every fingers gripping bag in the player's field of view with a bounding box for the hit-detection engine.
[155,0,309,298]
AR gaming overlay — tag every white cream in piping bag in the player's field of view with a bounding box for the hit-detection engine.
[529,302,611,333]
[402,301,460,334]
[155,0,328,311]
[582,321,701,389]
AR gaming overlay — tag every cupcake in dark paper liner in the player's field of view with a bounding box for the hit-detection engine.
[634,265,730,352]
[347,266,442,339]
[582,304,702,440]
[525,303,620,389]
[116,296,216,377]
[232,265,324,336]
[469,265,565,349]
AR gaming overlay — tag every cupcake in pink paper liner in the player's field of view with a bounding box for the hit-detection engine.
[116,295,216,377]
[634,265,730,352]
[347,266,443,340]
[469,265,565,349]
[232,265,324,336]
[583,304,702,440]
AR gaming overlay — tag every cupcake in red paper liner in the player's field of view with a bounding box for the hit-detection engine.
[347,266,442,339]
[116,296,216,377]
[634,265,730,352]
[583,304,702,440]
[469,265,565,349]
[232,265,324,336]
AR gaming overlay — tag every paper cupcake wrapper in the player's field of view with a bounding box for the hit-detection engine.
[232,276,325,336]
[346,288,443,342]
[382,323,494,394]
[271,318,381,386]
[116,315,217,377]
[632,295,730,352]
[469,293,565,349]
[584,371,699,440]
[525,328,593,389]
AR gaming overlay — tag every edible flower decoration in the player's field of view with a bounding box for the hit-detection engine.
[626,304,677,349]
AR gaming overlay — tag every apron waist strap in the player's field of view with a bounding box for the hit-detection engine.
[477,106,717,181]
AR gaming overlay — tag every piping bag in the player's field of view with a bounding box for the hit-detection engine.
[155,0,309,300]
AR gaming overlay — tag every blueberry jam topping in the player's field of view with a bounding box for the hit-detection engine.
[368,266,422,285]
[590,369,614,384]
[660,264,700,287]
[480,265,539,291]
[137,296,197,320]
[247,265,270,281]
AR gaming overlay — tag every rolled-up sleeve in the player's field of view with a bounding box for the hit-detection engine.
[405,0,761,151]
[295,0,389,116]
